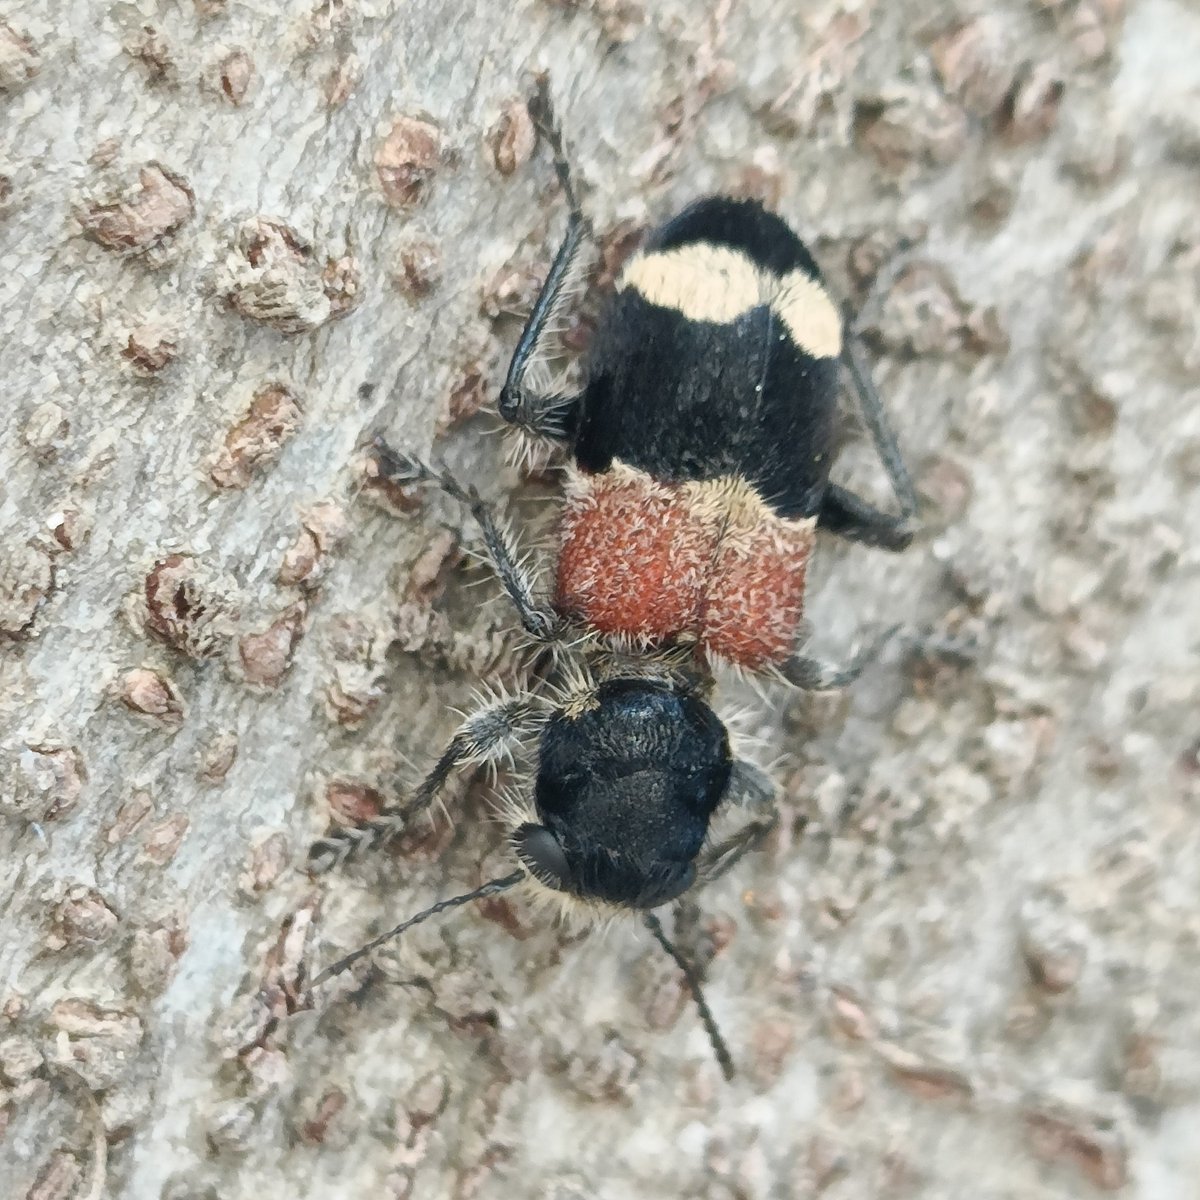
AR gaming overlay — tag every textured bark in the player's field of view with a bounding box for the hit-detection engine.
[2,1,1199,1197]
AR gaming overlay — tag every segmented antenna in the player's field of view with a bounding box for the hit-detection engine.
[527,73,588,230]
[644,911,735,1082]
[308,871,525,990]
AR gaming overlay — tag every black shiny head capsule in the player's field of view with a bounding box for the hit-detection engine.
[513,679,732,909]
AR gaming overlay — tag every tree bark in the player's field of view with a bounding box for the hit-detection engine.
[3,0,1198,1197]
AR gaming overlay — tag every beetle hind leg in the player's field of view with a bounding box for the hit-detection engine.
[819,483,915,551]
[828,328,920,546]
[781,623,899,691]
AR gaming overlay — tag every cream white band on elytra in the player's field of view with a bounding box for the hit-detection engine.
[620,243,843,359]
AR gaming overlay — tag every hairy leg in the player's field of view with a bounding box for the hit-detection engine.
[370,440,564,642]
[309,694,546,872]
[841,337,918,512]
[781,624,899,692]
[823,318,920,546]
[695,759,780,885]
[819,483,915,551]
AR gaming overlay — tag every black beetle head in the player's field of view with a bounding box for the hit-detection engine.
[512,678,732,909]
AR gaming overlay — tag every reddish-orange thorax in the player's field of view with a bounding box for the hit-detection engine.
[554,464,815,670]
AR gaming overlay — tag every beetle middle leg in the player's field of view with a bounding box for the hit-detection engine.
[370,439,565,643]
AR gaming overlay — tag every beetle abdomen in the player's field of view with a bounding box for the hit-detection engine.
[555,464,814,669]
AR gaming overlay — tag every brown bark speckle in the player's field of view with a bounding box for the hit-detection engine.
[998,61,1066,143]
[297,1087,347,1145]
[104,792,152,844]
[403,530,462,605]
[209,383,303,490]
[277,502,348,589]
[128,924,187,996]
[49,887,120,948]
[1018,888,1088,994]
[48,999,143,1090]
[480,261,543,321]
[22,405,69,462]
[876,1044,975,1106]
[324,54,361,107]
[437,365,489,435]
[122,322,179,374]
[487,99,537,176]
[393,238,443,298]
[0,21,40,90]
[1,743,85,822]
[79,164,194,252]
[730,146,785,208]
[853,87,968,174]
[323,615,390,728]
[375,116,442,209]
[118,667,185,727]
[928,19,1016,117]
[46,509,88,553]
[141,814,189,866]
[197,732,239,783]
[863,261,1004,359]
[239,832,291,895]
[142,555,237,660]
[323,779,384,826]
[237,602,308,688]
[124,25,175,84]
[1024,1102,1129,1189]
[224,219,360,333]
[24,1152,81,1200]
[217,49,255,105]
[0,541,55,636]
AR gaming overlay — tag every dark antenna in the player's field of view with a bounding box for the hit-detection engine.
[644,912,735,1081]
[308,871,525,991]
[527,73,589,230]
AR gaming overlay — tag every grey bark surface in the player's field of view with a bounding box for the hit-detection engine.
[2,1,1198,1197]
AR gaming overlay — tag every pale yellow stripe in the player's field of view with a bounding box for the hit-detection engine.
[619,245,842,359]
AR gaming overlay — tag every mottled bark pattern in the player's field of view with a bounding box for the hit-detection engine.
[1,1,1197,1198]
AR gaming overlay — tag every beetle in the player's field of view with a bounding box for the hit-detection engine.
[309,85,919,1078]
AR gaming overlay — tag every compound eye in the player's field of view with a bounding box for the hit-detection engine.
[512,823,571,888]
